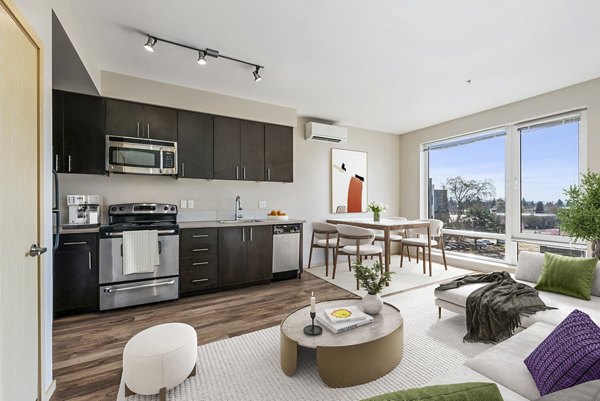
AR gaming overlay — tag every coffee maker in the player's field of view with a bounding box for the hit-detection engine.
[66,195,102,227]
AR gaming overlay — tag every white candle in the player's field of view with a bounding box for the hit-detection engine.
[310,291,316,313]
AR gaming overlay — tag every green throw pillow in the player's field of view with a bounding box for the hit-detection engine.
[535,253,597,301]
[360,382,503,401]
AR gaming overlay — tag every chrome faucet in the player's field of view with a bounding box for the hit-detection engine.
[235,195,243,220]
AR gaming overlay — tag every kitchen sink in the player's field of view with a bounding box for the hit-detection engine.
[218,219,263,224]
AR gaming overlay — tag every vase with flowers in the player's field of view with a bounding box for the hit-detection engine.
[367,201,388,222]
[353,260,394,314]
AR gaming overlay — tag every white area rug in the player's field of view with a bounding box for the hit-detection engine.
[117,284,491,401]
[305,255,473,296]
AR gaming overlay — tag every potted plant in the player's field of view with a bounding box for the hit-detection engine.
[367,201,388,222]
[558,171,600,258]
[353,260,394,314]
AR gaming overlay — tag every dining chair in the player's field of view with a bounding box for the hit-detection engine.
[400,219,447,276]
[307,222,340,276]
[373,216,409,263]
[334,224,383,290]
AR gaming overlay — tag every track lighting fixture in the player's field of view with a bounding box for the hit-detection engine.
[197,51,207,65]
[144,36,157,52]
[253,67,262,82]
[143,34,264,81]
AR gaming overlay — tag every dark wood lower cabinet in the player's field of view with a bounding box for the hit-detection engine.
[218,227,247,287]
[246,226,273,282]
[53,233,99,318]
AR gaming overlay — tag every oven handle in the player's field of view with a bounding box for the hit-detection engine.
[103,280,175,293]
[107,229,176,237]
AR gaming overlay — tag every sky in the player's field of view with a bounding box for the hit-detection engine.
[429,121,579,203]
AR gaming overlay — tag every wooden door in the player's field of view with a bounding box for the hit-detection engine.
[0,1,43,399]
[178,111,214,179]
[105,99,145,137]
[246,226,273,282]
[240,120,265,181]
[218,227,247,286]
[265,124,293,182]
[63,92,106,175]
[213,116,241,180]
[144,105,177,141]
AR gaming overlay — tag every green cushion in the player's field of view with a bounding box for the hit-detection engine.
[535,253,597,301]
[360,382,503,401]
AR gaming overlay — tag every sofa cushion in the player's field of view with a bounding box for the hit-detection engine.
[360,382,504,401]
[464,322,556,400]
[524,310,600,396]
[535,253,597,300]
[428,364,529,401]
[519,287,600,327]
[434,282,489,307]
[533,379,600,400]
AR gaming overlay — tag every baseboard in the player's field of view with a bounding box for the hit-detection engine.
[43,379,56,401]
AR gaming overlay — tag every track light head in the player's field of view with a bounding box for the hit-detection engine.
[144,36,157,52]
[253,67,262,82]
[197,51,207,65]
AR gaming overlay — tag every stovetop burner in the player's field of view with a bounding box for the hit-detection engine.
[102,202,179,233]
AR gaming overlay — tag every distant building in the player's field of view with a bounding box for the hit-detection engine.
[433,189,449,221]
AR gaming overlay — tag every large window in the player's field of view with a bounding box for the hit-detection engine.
[422,111,586,263]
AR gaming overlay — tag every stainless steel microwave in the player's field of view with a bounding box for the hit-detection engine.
[105,136,178,175]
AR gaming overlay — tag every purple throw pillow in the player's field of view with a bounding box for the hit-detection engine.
[524,309,600,396]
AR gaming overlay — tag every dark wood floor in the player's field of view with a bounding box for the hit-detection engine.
[51,273,352,401]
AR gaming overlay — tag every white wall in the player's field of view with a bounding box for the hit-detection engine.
[60,72,401,266]
[398,77,600,220]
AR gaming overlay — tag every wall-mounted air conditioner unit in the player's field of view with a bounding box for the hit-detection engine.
[305,122,348,143]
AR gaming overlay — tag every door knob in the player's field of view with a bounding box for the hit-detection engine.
[29,244,47,257]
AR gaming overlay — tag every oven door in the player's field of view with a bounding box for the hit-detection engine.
[99,231,179,284]
[99,277,179,311]
[105,136,177,175]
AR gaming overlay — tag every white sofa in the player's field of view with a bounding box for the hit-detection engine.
[429,251,600,401]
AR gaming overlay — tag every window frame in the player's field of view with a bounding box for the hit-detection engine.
[420,110,588,265]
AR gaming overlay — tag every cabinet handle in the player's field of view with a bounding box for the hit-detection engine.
[137,122,140,137]
[250,227,253,241]
[192,248,209,252]
[192,279,209,283]
[192,262,209,266]
[88,251,92,270]
[147,123,150,138]
[63,241,87,246]
[192,234,209,238]
[181,162,185,177]
[267,168,271,181]
[243,166,246,180]
[54,154,59,171]
[242,227,245,242]
[68,155,72,172]
[235,166,239,180]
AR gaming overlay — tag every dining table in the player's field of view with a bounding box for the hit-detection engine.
[326,218,432,278]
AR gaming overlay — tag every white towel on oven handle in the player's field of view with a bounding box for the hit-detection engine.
[122,230,160,275]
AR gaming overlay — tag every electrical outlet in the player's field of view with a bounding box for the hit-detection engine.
[188,200,194,209]
[180,200,187,209]
[258,200,267,209]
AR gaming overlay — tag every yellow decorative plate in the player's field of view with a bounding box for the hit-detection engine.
[330,308,352,319]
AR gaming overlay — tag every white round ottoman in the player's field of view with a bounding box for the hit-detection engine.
[123,323,197,401]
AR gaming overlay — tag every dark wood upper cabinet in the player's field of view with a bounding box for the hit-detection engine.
[213,116,241,180]
[178,111,214,179]
[240,120,265,181]
[246,226,273,282]
[265,124,293,182]
[105,99,144,137]
[52,90,105,175]
[106,99,177,141]
[144,105,177,141]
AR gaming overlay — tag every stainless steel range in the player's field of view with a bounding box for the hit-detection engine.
[99,203,179,310]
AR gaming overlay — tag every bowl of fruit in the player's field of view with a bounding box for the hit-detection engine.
[266,210,289,220]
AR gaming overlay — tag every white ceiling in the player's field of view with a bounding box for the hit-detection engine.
[67,0,600,134]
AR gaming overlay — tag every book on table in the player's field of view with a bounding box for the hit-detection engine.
[317,308,374,334]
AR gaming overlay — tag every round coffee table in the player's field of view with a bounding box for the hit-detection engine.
[280,298,404,388]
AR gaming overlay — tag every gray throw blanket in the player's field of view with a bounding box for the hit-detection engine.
[436,271,556,343]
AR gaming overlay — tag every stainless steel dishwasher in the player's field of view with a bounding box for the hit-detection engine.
[272,224,301,280]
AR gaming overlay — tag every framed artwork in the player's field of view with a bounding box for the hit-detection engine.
[331,149,368,213]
